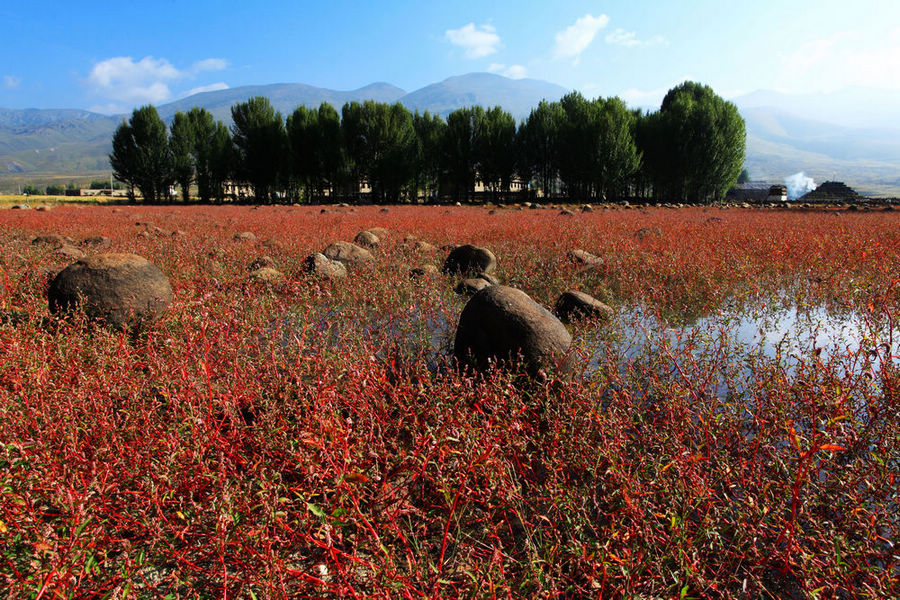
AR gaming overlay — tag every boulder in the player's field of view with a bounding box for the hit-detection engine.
[454,286,572,375]
[248,267,285,284]
[303,253,348,279]
[442,244,497,275]
[56,245,86,260]
[454,278,492,295]
[354,230,380,248]
[248,256,275,271]
[559,209,575,216]
[367,227,389,239]
[81,236,111,248]
[554,291,613,323]
[35,205,52,212]
[11,204,30,210]
[48,253,172,328]
[322,241,374,266]
[413,241,438,253]
[33,234,74,248]
[567,249,603,267]
[234,231,257,242]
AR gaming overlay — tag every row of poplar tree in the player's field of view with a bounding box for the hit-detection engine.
[109,81,746,205]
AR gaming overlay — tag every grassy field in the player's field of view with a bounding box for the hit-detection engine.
[1,204,898,597]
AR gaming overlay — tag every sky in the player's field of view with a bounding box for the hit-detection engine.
[2,0,899,113]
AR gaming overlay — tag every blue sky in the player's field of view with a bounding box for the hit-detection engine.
[2,0,899,113]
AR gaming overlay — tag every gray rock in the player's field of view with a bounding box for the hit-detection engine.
[554,291,613,323]
[322,241,374,266]
[48,253,172,328]
[443,244,497,275]
[354,230,380,248]
[303,253,348,279]
[454,286,571,375]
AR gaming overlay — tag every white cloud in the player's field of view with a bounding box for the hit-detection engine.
[777,28,900,92]
[183,82,229,97]
[605,28,667,48]
[486,63,528,79]
[616,77,695,108]
[554,14,610,63]
[86,55,229,110]
[504,65,528,79]
[446,23,501,59]
[3,75,21,88]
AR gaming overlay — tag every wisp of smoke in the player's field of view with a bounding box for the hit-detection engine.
[785,172,816,200]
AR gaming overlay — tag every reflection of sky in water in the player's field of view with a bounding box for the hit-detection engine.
[584,301,898,394]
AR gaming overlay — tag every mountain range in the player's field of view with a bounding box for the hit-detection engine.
[1,73,898,196]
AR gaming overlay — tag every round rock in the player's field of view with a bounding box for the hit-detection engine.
[354,230,380,248]
[48,253,173,328]
[554,291,613,323]
[442,244,497,275]
[323,241,374,266]
[454,286,571,375]
[303,253,348,279]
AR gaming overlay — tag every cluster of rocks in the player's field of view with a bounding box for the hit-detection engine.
[33,226,614,379]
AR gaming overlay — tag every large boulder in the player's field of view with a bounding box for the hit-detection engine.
[303,253,348,279]
[323,241,374,266]
[554,291,613,323]
[354,230,380,248]
[454,286,571,375]
[442,244,497,275]
[48,253,172,328]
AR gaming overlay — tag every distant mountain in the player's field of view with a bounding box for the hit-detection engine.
[734,87,900,131]
[399,73,568,119]
[156,82,407,123]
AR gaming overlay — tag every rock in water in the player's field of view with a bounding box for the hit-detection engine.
[48,253,172,328]
[554,291,613,323]
[303,253,348,279]
[322,241,374,266]
[354,230,380,248]
[454,286,571,375]
[442,244,497,275]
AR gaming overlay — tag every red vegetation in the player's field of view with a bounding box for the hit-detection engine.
[1,204,898,597]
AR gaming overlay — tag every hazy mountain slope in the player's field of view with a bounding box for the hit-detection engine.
[156,82,407,122]
[399,73,568,119]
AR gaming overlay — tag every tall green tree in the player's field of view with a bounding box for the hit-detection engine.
[644,82,746,203]
[186,108,232,203]
[170,111,194,202]
[109,105,174,203]
[443,106,484,202]
[557,92,600,201]
[594,96,641,201]
[340,101,416,203]
[413,110,446,203]
[231,97,286,203]
[518,100,564,200]
[475,106,517,201]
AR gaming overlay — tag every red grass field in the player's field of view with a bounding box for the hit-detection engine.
[1,204,898,598]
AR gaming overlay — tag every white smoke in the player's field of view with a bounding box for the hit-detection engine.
[785,172,816,200]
